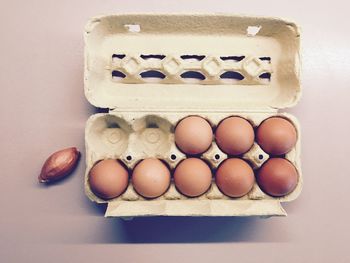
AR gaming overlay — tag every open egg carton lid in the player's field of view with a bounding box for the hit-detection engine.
[84,14,301,112]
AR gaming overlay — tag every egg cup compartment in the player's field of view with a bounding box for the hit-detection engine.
[84,14,301,217]
[133,115,173,158]
[85,114,132,162]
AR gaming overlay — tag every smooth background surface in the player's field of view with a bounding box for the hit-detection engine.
[1,0,349,262]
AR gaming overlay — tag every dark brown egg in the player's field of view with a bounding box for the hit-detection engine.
[215,117,255,155]
[175,116,213,155]
[256,158,298,197]
[89,159,129,199]
[174,158,212,197]
[256,117,297,155]
[132,158,171,199]
[215,158,255,198]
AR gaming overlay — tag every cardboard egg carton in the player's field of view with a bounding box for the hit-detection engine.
[84,14,302,217]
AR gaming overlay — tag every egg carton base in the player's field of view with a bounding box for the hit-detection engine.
[105,199,287,217]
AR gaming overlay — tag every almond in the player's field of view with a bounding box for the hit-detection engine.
[39,147,80,183]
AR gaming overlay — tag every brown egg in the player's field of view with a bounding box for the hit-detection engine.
[256,117,297,155]
[132,158,171,198]
[215,116,255,155]
[174,158,212,197]
[175,116,213,155]
[215,158,255,198]
[256,158,298,197]
[89,159,129,199]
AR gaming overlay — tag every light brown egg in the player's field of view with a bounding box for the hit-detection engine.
[174,158,212,197]
[256,117,297,155]
[175,116,213,155]
[89,159,129,199]
[215,116,255,155]
[215,158,255,198]
[132,158,171,198]
[256,158,298,197]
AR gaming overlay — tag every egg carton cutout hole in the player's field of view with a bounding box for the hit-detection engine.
[110,53,272,84]
[123,23,263,36]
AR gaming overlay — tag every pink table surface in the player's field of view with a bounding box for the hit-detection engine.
[1,0,349,262]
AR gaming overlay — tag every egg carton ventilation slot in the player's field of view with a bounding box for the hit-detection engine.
[110,54,272,84]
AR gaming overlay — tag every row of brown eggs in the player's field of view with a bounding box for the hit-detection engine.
[175,116,297,156]
[88,157,298,200]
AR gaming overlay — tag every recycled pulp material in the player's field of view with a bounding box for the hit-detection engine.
[84,14,301,217]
